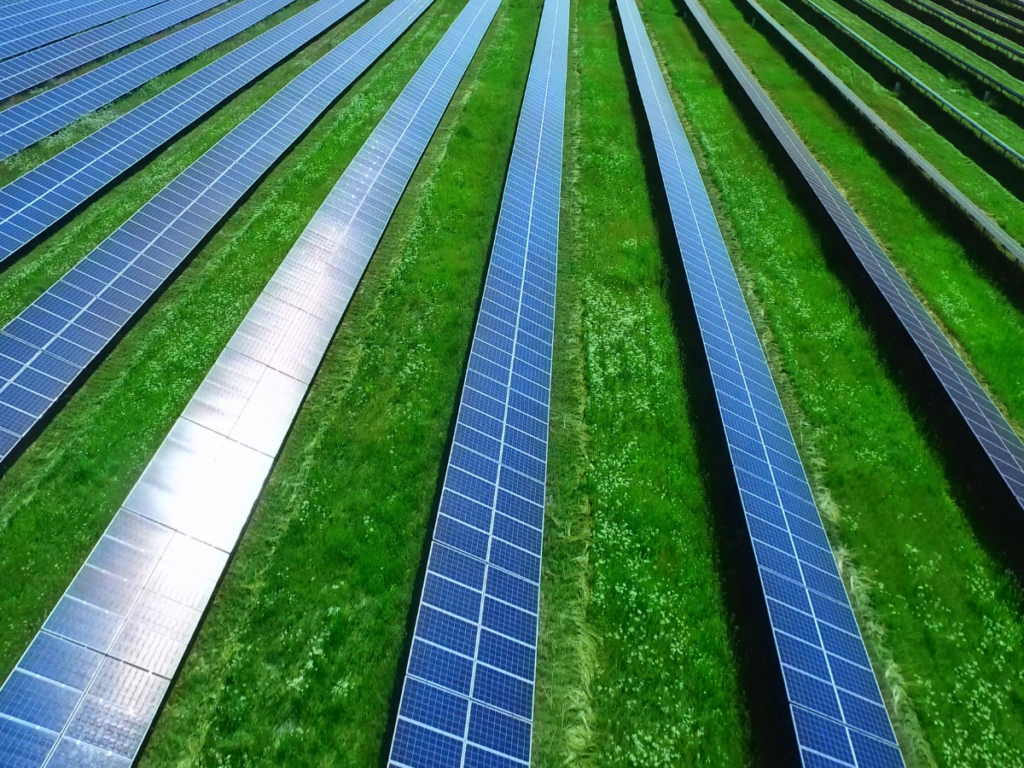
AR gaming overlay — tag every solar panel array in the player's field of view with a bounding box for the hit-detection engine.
[826,0,1024,115]
[0,0,362,262]
[0,0,171,61]
[685,0,1024,529]
[933,0,1024,40]
[0,0,297,160]
[616,0,905,765]
[0,0,432,464]
[792,0,1024,173]
[0,0,230,101]
[387,0,567,763]
[891,0,1024,70]
[739,0,1024,264]
[0,0,513,761]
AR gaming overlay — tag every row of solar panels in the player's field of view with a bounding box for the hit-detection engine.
[0,0,514,762]
[1,0,174,61]
[734,0,1024,264]
[886,0,1024,79]
[0,0,901,766]
[0,0,230,100]
[0,0,1019,763]
[826,0,1024,121]
[388,0,567,761]
[784,0,1024,188]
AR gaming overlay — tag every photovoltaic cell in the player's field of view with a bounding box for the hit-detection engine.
[0,0,304,162]
[0,0,506,761]
[683,0,1024,541]
[615,0,905,765]
[387,0,567,762]
[0,0,362,264]
[0,0,231,101]
[736,0,1024,265]
[0,0,428,466]
[0,0,172,61]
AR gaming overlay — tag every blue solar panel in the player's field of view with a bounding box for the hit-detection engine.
[0,0,366,265]
[683,0,1024,536]
[0,0,231,101]
[0,0,300,160]
[615,0,905,765]
[0,0,435,465]
[0,0,501,760]
[0,0,172,61]
[387,0,567,763]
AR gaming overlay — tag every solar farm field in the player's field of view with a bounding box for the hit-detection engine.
[0,0,1022,764]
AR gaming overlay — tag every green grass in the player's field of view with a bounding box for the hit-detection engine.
[745,0,1024,248]
[693,0,1024,456]
[0,0,449,683]
[863,0,1024,92]
[136,0,548,762]
[638,0,1024,763]
[531,0,750,765]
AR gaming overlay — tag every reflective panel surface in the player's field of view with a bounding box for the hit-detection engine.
[0,0,231,101]
[0,0,444,761]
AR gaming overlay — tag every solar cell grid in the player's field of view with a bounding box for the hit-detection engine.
[387,0,567,762]
[615,0,904,765]
[0,0,503,760]
[0,0,173,61]
[682,0,1024,535]
[0,0,439,463]
[0,0,361,261]
[0,0,301,159]
[0,0,231,101]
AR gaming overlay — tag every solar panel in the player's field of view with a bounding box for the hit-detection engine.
[615,0,905,765]
[683,0,1024,539]
[0,0,298,159]
[0,0,363,263]
[0,0,500,761]
[739,0,1024,265]
[0,0,433,464]
[387,0,567,763]
[0,0,172,61]
[0,0,231,101]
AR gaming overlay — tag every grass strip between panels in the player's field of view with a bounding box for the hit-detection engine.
[0,0,449,690]
[532,0,751,764]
